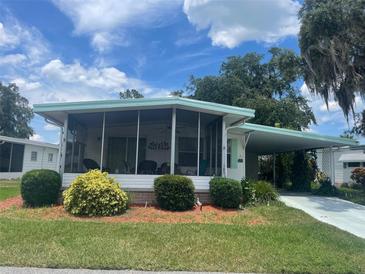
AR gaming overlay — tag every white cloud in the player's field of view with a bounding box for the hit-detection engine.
[0,22,19,47]
[29,133,44,142]
[0,16,50,66]
[44,124,59,131]
[11,78,41,91]
[10,59,168,104]
[183,0,300,48]
[300,83,361,135]
[52,0,180,52]
[41,59,129,90]
[0,54,26,65]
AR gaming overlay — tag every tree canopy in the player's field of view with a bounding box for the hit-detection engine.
[189,48,316,130]
[119,89,144,99]
[299,0,365,119]
[0,83,34,138]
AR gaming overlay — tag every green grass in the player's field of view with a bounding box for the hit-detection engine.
[0,180,20,201]
[0,203,364,273]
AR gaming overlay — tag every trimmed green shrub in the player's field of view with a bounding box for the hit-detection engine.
[253,181,278,204]
[210,177,242,208]
[350,168,365,189]
[311,171,337,196]
[154,175,195,211]
[63,170,128,216]
[241,178,256,205]
[21,169,61,207]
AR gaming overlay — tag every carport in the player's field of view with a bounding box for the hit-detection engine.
[228,123,357,183]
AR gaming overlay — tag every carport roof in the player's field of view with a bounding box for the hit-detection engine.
[230,123,357,154]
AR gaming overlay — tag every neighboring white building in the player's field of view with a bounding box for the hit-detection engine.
[0,135,59,179]
[317,146,365,185]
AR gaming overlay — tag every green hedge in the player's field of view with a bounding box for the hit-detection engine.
[21,169,61,207]
[154,175,195,211]
[63,170,128,216]
[209,177,242,208]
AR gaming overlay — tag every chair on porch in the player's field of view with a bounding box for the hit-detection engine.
[137,160,157,174]
[157,162,181,175]
[83,158,100,170]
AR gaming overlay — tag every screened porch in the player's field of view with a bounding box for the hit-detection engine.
[62,108,224,188]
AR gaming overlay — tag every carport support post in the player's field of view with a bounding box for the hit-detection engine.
[330,146,335,185]
[170,108,176,174]
[273,153,276,187]
[59,115,68,176]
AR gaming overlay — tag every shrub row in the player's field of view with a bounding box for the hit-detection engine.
[210,177,278,208]
[21,169,277,213]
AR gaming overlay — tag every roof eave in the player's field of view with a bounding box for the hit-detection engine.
[33,97,255,118]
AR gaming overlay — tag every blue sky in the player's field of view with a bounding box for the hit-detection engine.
[0,0,361,144]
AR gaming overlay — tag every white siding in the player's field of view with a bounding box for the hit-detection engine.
[22,144,58,172]
[63,173,212,192]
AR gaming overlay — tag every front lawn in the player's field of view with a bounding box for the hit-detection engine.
[0,180,20,201]
[0,203,364,273]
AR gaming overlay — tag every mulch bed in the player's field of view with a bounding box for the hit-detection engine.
[0,196,267,225]
[0,196,23,211]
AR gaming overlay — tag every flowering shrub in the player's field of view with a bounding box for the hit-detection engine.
[63,170,128,216]
[350,168,365,188]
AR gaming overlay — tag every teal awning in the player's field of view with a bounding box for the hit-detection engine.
[229,123,357,155]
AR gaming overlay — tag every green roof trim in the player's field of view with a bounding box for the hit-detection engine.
[240,123,357,146]
[33,97,255,117]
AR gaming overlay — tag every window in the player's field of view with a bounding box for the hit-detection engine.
[31,151,37,161]
[178,137,203,167]
[348,162,360,168]
[227,139,232,168]
[48,153,54,162]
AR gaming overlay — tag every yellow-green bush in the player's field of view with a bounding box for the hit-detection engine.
[63,170,128,216]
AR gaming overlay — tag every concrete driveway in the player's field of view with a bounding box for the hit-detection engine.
[280,194,365,239]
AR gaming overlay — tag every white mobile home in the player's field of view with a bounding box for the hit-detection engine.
[317,146,365,185]
[0,135,59,179]
[34,97,356,203]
